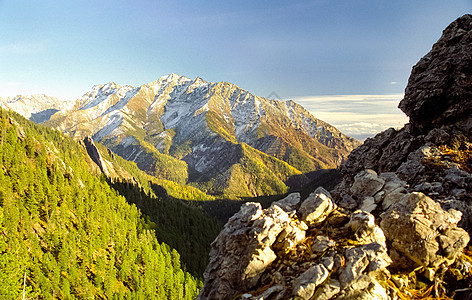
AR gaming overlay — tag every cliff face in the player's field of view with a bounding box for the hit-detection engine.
[198,15,472,300]
[338,14,472,227]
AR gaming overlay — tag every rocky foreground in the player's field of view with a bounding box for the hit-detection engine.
[197,14,472,300]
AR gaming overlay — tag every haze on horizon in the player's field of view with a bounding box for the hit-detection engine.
[0,0,470,139]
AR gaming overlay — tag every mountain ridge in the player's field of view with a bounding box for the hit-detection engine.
[4,74,360,198]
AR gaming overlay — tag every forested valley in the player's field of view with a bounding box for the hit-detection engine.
[0,109,221,299]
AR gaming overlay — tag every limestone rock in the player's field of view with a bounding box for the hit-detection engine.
[311,236,335,253]
[292,264,329,300]
[271,192,301,215]
[359,196,376,213]
[336,276,389,300]
[378,173,408,210]
[200,16,472,299]
[312,279,341,300]
[274,221,306,252]
[399,14,472,134]
[380,192,469,268]
[350,169,385,197]
[198,203,292,300]
[338,242,391,290]
[298,187,336,223]
[83,136,110,176]
[349,211,386,247]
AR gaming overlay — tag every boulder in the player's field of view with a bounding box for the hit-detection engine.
[338,242,391,291]
[292,264,329,300]
[350,169,385,198]
[198,203,294,300]
[348,211,386,247]
[298,187,336,223]
[271,192,301,215]
[380,192,469,268]
[399,14,472,134]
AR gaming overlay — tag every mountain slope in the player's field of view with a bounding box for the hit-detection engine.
[0,109,208,299]
[44,74,359,198]
[0,94,70,123]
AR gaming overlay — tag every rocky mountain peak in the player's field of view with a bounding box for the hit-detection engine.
[399,14,472,134]
[37,72,359,198]
[198,15,472,299]
[0,94,69,123]
[158,73,192,86]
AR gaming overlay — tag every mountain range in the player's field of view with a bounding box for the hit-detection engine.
[1,74,359,198]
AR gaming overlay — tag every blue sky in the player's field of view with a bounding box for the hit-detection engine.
[0,0,470,138]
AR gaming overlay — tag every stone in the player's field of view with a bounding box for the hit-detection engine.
[311,236,336,253]
[252,285,285,300]
[380,192,470,268]
[425,127,450,144]
[380,174,408,210]
[312,279,341,300]
[198,17,472,296]
[198,203,292,300]
[431,182,444,194]
[350,169,385,197]
[274,221,306,252]
[292,264,329,300]
[336,276,389,300]
[338,242,391,290]
[399,14,472,134]
[348,211,387,247]
[444,166,469,187]
[298,187,336,223]
[321,255,335,271]
[359,196,377,213]
[349,210,375,232]
[83,136,110,176]
[338,194,357,210]
[414,182,433,193]
[271,192,301,214]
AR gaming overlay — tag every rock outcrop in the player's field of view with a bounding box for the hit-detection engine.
[199,15,472,300]
[399,14,472,134]
[198,190,393,300]
[83,136,110,176]
[337,14,472,229]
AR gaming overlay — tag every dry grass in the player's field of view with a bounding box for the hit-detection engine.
[437,144,472,173]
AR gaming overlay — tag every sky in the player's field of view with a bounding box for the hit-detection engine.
[0,0,470,139]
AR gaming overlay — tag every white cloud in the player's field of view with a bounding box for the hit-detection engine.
[292,94,408,140]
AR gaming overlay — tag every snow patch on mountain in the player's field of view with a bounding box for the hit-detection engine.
[0,94,72,122]
[101,87,140,117]
[93,113,123,141]
[232,94,264,138]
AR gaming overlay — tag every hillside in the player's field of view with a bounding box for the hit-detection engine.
[0,109,220,299]
[37,75,359,198]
